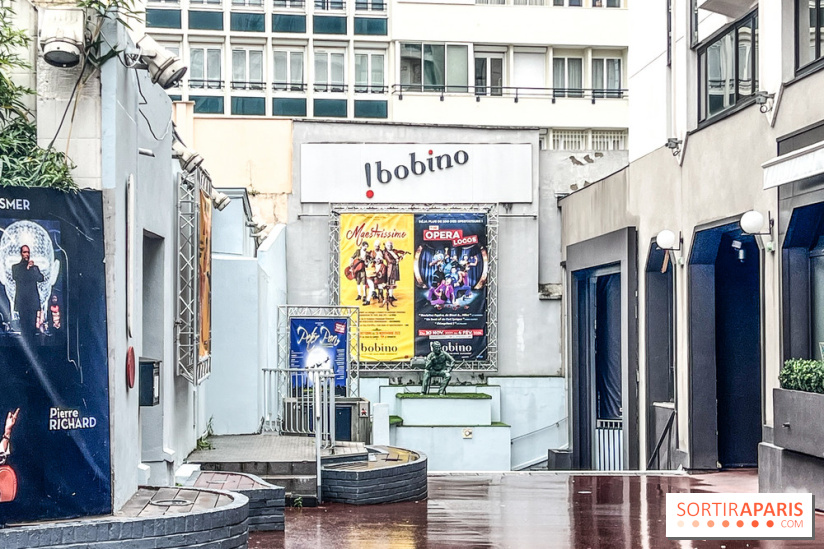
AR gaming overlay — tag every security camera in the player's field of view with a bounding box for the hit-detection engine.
[172,140,204,172]
[210,189,231,211]
[135,35,187,89]
[39,8,86,68]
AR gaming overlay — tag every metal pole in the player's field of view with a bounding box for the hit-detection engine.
[315,371,322,503]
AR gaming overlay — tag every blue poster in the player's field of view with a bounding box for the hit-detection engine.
[0,188,110,524]
[289,318,348,388]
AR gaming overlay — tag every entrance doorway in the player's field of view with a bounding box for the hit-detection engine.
[688,223,761,469]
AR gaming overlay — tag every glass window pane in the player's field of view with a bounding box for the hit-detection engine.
[274,51,287,89]
[423,44,445,91]
[592,58,604,89]
[819,1,824,60]
[250,50,263,82]
[400,43,422,91]
[797,1,813,67]
[315,52,327,90]
[355,53,368,91]
[553,57,565,97]
[570,0,582,5]
[446,45,468,93]
[475,57,487,95]
[372,54,384,89]
[291,52,304,88]
[568,57,582,96]
[233,50,246,83]
[191,49,204,80]
[606,59,620,89]
[490,57,503,96]
[331,52,344,88]
[737,23,753,97]
[207,49,222,81]
[704,31,734,118]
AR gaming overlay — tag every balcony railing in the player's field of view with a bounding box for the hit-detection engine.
[273,82,308,91]
[189,79,224,89]
[313,82,348,92]
[231,80,266,90]
[315,0,345,9]
[354,84,388,93]
[355,0,386,10]
[392,83,627,103]
[273,0,306,8]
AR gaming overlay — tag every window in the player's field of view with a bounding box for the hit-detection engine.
[592,58,622,98]
[314,50,345,92]
[400,43,468,92]
[149,0,179,5]
[232,48,264,90]
[667,0,672,66]
[189,46,223,89]
[553,57,583,97]
[355,51,385,93]
[190,0,221,6]
[232,0,262,5]
[554,0,582,5]
[699,11,758,122]
[475,53,503,96]
[355,0,385,10]
[273,0,305,7]
[797,0,824,70]
[592,0,620,6]
[315,0,345,9]
[273,49,305,90]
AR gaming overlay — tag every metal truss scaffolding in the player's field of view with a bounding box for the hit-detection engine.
[328,203,498,372]
[176,168,212,385]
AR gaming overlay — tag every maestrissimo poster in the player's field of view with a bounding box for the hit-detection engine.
[0,187,110,524]
[339,212,489,362]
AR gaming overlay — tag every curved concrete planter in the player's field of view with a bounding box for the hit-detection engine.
[774,388,824,458]
[322,452,427,505]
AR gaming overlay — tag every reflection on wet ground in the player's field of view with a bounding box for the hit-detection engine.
[249,471,823,549]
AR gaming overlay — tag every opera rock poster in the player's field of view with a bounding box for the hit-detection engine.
[198,189,212,360]
[339,213,415,362]
[413,213,489,360]
[289,317,348,388]
[0,188,110,524]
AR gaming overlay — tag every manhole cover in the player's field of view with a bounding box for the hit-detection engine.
[149,499,193,507]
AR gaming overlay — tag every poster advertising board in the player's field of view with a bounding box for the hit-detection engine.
[289,317,349,388]
[339,212,489,362]
[339,213,415,362]
[0,188,110,524]
[198,189,212,360]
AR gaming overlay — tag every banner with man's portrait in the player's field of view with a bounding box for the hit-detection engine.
[0,187,110,524]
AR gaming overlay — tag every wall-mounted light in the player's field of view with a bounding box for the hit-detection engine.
[754,90,775,114]
[665,138,682,156]
[172,139,204,172]
[655,229,682,251]
[740,210,775,252]
[127,35,188,90]
[38,8,86,68]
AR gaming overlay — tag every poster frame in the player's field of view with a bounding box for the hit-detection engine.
[329,203,498,372]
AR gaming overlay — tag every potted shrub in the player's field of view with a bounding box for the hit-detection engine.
[774,359,824,458]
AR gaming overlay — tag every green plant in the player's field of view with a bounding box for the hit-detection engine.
[779,359,824,394]
[291,495,303,509]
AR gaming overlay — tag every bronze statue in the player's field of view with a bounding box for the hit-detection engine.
[421,341,455,395]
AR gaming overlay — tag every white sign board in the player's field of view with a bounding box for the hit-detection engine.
[300,143,533,203]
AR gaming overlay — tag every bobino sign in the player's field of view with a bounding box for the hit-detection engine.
[0,188,110,524]
[666,493,814,540]
[300,143,533,204]
[289,317,349,388]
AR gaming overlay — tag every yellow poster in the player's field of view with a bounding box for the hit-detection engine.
[198,189,212,360]
[340,213,415,361]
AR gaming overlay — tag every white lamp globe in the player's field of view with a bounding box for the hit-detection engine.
[656,229,677,250]
[740,210,765,235]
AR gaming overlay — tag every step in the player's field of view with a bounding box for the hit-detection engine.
[396,392,493,426]
[262,474,318,496]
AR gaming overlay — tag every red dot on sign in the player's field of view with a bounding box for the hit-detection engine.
[707,521,715,528]
[723,520,730,527]
[366,190,374,199]
[428,150,433,155]
[737,520,744,528]
[752,520,759,528]
[692,520,699,528]
[767,520,774,528]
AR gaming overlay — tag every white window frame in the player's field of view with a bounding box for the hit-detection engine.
[189,0,222,7]
[354,50,385,93]
[231,46,265,90]
[591,57,622,98]
[189,44,224,90]
[231,0,263,7]
[148,0,179,5]
[314,49,346,93]
[273,47,306,91]
[474,52,505,96]
[399,42,469,93]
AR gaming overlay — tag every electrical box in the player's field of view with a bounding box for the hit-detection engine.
[139,361,160,406]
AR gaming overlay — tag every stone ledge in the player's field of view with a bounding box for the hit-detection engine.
[185,471,285,532]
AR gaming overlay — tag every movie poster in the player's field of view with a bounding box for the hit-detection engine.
[0,188,110,524]
[413,213,489,360]
[198,189,212,360]
[339,213,415,362]
[289,317,348,388]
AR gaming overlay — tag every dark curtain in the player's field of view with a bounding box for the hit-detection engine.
[596,273,622,420]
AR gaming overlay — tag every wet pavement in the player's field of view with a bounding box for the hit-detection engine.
[249,471,824,548]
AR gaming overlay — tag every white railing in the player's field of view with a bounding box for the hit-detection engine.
[595,418,623,471]
[549,129,628,151]
[262,367,336,450]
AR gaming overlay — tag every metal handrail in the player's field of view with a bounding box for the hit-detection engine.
[230,80,265,90]
[272,82,308,91]
[391,83,627,103]
[510,416,567,443]
[189,79,224,90]
[646,409,676,470]
[354,0,386,10]
[315,0,346,9]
